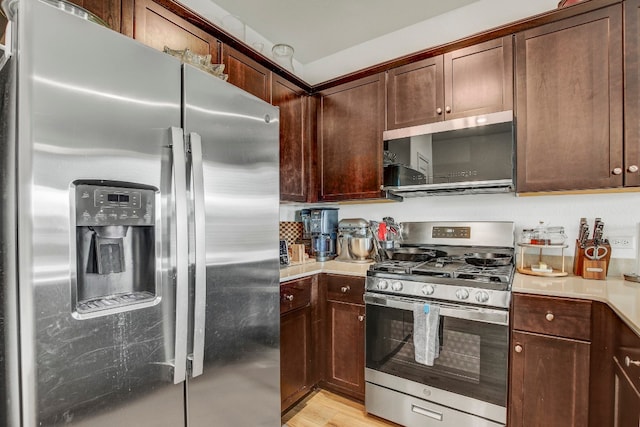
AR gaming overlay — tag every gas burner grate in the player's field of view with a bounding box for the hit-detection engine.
[369,260,421,274]
[453,263,514,284]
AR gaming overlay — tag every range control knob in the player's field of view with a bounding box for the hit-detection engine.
[475,291,490,303]
[377,280,389,290]
[391,281,403,292]
[421,284,435,296]
[455,288,470,300]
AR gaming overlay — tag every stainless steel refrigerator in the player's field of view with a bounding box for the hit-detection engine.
[0,1,280,426]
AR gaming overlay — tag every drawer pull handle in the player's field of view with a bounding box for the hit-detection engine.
[358,315,365,322]
[341,286,350,293]
[545,313,555,322]
[411,404,443,421]
[285,295,294,301]
[625,356,640,367]
[515,344,523,353]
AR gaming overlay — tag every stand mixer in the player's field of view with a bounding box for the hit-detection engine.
[336,218,374,263]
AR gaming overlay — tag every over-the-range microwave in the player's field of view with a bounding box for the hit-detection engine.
[382,110,514,197]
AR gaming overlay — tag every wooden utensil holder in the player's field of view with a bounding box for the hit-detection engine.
[573,239,611,279]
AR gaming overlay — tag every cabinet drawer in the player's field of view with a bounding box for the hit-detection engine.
[512,294,591,341]
[280,277,312,315]
[325,274,365,305]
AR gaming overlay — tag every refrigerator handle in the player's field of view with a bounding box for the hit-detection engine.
[171,127,189,384]
[189,132,206,377]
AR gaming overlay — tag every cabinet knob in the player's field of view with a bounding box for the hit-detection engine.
[341,286,350,293]
[445,106,451,113]
[285,294,294,301]
[628,165,639,173]
[625,356,640,367]
[436,107,443,115]
[545,312,554,322]
[613,167,623,175]
[515,344,523,353]
[358,315,365,322]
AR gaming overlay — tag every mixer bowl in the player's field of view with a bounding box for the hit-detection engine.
[349,237,373,260]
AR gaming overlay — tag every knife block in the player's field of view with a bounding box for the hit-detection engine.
[573,239,611,279]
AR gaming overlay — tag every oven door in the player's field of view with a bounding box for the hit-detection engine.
[364,293,509,414]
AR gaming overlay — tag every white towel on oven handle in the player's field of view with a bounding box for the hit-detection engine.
[413,303,440,366]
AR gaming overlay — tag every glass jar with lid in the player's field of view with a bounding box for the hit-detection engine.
[521,222,566,245]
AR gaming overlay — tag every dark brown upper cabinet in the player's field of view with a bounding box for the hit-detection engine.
[515,5,623,193]
[387,36,513,130]
[625,0,640,187]
[272,76,311,202]
[317,74,385,202]
[222,45,271,103]
[132,0,220,63]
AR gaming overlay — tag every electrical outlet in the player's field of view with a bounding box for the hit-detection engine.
[609,236,635,249]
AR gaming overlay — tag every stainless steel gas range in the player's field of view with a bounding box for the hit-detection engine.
[364,221,515,427]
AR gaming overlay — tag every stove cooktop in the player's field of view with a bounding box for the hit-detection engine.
[366,248,515,308]
[365,221,516,308]
[370,257,513,287]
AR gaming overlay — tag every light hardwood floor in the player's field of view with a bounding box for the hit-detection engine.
[282,389,401,427]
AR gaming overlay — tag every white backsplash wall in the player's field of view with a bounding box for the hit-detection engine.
[280,192,640,259]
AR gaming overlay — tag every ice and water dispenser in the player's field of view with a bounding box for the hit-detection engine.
[74,182,158,314]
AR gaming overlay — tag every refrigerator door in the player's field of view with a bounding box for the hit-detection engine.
[183,64,281,427]
[16,2,185,426]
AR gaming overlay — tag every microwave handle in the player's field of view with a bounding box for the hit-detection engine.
[364,293,508,326]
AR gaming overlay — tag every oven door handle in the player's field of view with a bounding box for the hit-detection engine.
[364,293,509,326]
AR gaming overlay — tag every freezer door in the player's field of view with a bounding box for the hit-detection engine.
[183,64,280,427]
[16,2,185,426]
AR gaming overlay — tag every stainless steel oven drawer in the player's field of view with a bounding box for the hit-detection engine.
[366,382,505,427]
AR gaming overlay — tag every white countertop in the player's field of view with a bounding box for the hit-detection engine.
[280,261,640,336]
[280,260,372,282]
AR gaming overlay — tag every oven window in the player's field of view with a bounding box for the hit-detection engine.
[366,304,508,406]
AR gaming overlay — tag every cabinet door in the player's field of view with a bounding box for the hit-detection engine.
[133,0,220,63]
[326,301,365,400]
[70,0,122,32]
[318,74,385,201]
[273,76,309,202]
[625,0,640,187]
[510,331,590,427]
[613,356,640,427]
[387,56,444,130]
[222,45,271,103]
[281,306,313,411]
[515,5,623,192]
[444,36,513,120]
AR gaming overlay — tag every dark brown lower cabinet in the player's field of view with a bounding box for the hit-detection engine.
[280,278,314,412]
[510,294,592,427]
[325,301,365,400]
[281,304,312,411]
[613,356,640,427]
[612,313,640,427]
[323,275,365,401]
[510,331,590,427]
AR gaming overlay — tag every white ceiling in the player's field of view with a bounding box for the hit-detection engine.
[202,0,481,64]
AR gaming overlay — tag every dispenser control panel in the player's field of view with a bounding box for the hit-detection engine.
[75,183,155,226]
